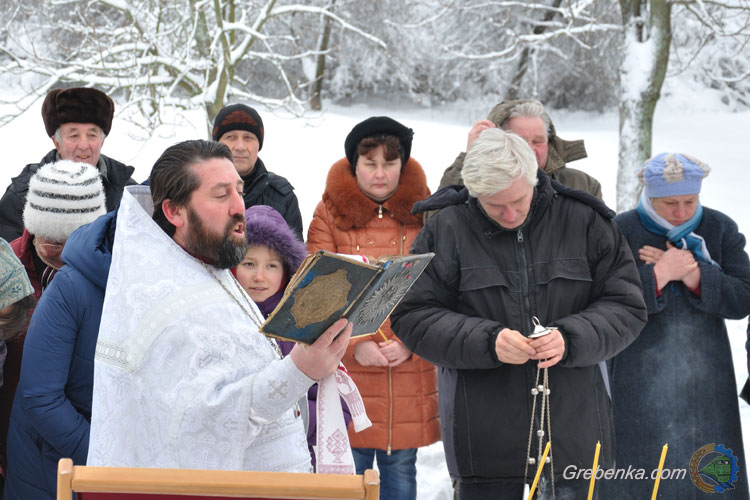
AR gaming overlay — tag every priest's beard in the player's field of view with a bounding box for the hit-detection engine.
[184,207,247,269]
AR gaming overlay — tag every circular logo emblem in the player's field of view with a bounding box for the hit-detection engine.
[689,443,740,494]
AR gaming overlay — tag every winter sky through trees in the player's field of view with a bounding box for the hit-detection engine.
[1,0,749,208]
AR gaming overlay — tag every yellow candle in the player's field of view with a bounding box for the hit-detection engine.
[377,328,390,344]
[528,441,551,499]
[651,443,669,500]
[587,441,601,500]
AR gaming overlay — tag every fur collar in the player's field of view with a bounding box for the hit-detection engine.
[322,157,430,231]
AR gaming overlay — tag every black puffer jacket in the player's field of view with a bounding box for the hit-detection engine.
[391,171,647,482]
[0,150,136,242]
[241,157,303,241]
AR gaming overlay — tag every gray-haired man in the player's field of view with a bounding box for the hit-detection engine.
[392,128,645,499]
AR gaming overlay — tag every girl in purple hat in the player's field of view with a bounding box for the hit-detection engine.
[236,205,350,469]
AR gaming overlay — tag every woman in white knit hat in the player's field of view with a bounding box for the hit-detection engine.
[605,153,750,500]
[1,160,105,500]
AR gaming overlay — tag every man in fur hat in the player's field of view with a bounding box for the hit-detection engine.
[439,99,602,198]
[0,87,136,242]
[212,103,303,240]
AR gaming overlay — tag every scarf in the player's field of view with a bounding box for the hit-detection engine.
[636,190,719,267]
[257,288,284,318]
[316,364,371,474]
[254,268,372,474]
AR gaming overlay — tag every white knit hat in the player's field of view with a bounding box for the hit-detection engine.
[23,160,106,242]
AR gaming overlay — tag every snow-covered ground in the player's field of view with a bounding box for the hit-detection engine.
[1,97,748,500]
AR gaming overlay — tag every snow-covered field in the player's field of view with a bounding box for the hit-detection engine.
[1,96,748,499]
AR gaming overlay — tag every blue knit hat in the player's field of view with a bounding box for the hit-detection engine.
[244,205,307,275]
[638,152,711,198]
[0,238,34,309]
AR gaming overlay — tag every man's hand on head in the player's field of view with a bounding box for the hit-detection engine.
[290,318,352,380]
[467,120,496,152]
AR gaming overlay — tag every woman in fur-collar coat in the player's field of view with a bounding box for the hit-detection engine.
[307,117,439,500]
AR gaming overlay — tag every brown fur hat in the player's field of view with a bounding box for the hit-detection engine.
[42,88,115,137]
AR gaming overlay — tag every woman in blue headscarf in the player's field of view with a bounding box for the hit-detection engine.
[604,153,750,500]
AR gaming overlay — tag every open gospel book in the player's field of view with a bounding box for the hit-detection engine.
[260,250,434,345]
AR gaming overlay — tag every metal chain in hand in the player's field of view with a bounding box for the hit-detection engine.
[523,316,555,500]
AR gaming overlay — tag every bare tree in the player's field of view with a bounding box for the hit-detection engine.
[409,1,620,98]
[506,0,564,100]
[309,0,335,110]
[394,0,748,210]
[615,0,750,211]
[0,0,384,132]
[616,0,672,211]
[2,0,748,194]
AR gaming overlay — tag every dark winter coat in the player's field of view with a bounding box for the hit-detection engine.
[242,158,304,241]
[3,210,115,500]
[390,172,647,483]
[0,149,135,242]
[742,320,750,404]
[603,208,750,500]
[9,230,44,298]
[436,99,602,202]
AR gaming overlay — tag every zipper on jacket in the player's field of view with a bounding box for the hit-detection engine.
[518,227,542,445]
[378,204,383,219]
[517,228,532,331]
[386,224,404,454]
[387,366,393,455]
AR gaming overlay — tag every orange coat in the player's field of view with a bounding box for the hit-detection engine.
[307,157,440,451]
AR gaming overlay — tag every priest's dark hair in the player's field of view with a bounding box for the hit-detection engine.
[149,139,233,236]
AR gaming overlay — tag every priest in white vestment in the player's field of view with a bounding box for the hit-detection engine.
[87,140,352,472]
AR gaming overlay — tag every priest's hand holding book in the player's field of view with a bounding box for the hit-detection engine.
[290,318,352,380]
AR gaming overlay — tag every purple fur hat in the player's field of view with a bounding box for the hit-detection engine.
[244,205,307,275]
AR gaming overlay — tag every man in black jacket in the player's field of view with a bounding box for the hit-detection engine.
[391,128,647,499]
[212,104,303,240]
[0,88,136,242]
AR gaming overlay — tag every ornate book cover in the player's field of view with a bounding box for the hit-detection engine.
[260,250,434,345]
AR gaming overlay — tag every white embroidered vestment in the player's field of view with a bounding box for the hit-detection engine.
[87,186,313,472]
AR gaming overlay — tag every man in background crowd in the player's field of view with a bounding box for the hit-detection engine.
[213,104,303,240]
[439,98,602,198]
[0,87,135,242]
